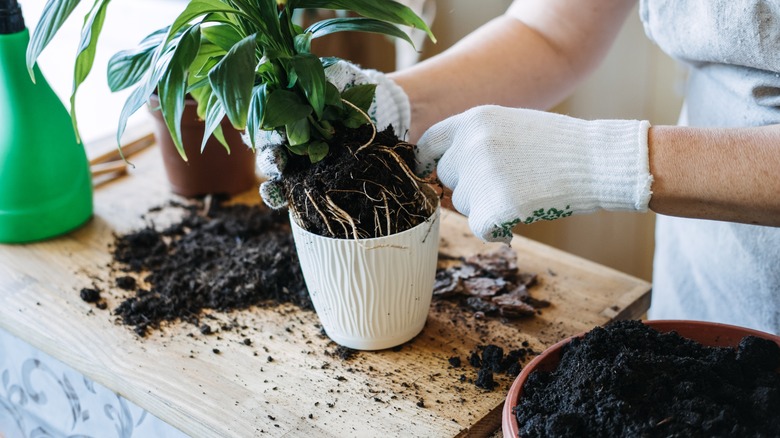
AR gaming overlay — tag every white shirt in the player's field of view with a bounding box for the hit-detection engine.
[641,0,780,335]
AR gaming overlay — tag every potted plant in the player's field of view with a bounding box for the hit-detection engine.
[29,0,440,350]
[146,92,257,197]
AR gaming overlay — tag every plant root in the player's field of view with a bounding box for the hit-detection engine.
[305,189,335,237]
[341,99,376,155]
[281,125,441,239]
[325,194,361,240]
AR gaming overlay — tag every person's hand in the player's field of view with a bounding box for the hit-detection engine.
[255,60,410,209]
[416,105,653,244]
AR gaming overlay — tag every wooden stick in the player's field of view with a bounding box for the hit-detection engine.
[88,133,155,165]
[90,160,128,178]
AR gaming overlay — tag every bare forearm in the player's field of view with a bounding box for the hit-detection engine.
[391,16,577,142]
[649,124,780,226]
[390,0,636,141]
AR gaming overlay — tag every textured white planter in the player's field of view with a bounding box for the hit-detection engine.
[290,205,441,350]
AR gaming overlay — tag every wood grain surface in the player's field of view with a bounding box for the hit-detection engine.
[0,137,651,437]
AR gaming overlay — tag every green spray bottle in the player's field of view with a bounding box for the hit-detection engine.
[0,0,92,243]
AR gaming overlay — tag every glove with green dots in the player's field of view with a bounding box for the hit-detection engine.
[416,105,653,244]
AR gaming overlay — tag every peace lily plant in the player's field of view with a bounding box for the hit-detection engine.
[30,0,442,350]
[29,0,429,157]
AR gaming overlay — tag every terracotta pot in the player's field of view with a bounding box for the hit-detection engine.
[148,94,257,197]
[289,202,441,350]
[502,320,780,437]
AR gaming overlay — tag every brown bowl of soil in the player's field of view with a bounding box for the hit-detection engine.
[502,320,780,437]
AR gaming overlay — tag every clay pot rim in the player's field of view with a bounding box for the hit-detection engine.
[501,319,780,438]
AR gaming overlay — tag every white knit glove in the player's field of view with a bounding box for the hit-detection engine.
[256,60,410,209]
[416,105,653,244]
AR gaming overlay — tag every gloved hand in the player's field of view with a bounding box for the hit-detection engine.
[256,60,410,209]
[416,105,653,244]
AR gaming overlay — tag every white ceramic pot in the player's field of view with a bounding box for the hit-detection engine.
[290,205,441,350]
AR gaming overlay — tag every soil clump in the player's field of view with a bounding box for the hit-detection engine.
[108,198,308,336]
[281,125,436,239]
[463,344,536,391]
[514,320,780,437]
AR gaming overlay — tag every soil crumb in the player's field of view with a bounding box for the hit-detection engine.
[109,198,308,336]
[467,344,535,391]
[514,320,780,437]
[79,288,101,303]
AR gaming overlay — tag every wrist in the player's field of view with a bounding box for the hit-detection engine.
[584,119,653,212]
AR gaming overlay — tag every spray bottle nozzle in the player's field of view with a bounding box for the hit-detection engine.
[0,0,24,35]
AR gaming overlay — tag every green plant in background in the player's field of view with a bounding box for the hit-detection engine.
[26,0,434,161]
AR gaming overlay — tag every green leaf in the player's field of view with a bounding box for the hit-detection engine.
[308,140,329,163]
[208,34,257,129]
[116,78,156,148]
[310,118,335,139]
[158,25,202,158]
[201,93,228,154]
[195,55,223,78]
[287,0,435,43]
[283,59,299,88]
[255,61,280,88]
[212,124,230,151]
[341,83,376,113]
[306,18,413,47]
[262,89,313,129]
[278,8,298,54]
[201,11,238,26]
[187,40,225,92]
[116,45,176,147]
[229,0,286,51]
[201,23,243,51]
[26,0,83,79]
[287,143,309,156]
[285,117,311,146]
[324,82,343,108]
[167,0,245,44]
[320,56,340,68]
[107,26,168,92]
[290,53,326,118]
[342,111,368,129]
[341,83,375,127]
[68,0,110,142]
[245,84,267,150]
[294,33,312,54]
[189,81,213,119]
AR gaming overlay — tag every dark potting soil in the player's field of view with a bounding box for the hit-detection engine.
[281,124,437,239]
[514,320,780,437]
[109,199,309,336]
[86,196,547,395]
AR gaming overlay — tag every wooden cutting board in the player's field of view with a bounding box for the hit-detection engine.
[0,136,650,437]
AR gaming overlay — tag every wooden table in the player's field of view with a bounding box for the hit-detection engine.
[0,135,651,437]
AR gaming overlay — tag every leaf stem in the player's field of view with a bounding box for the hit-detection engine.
[308,116,334,140]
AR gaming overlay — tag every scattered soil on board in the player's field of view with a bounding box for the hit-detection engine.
[446,343,537,391]
[514,320,780,437]
[281,124,437,239]
[89,198,309,336]
[78,197,549,393]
